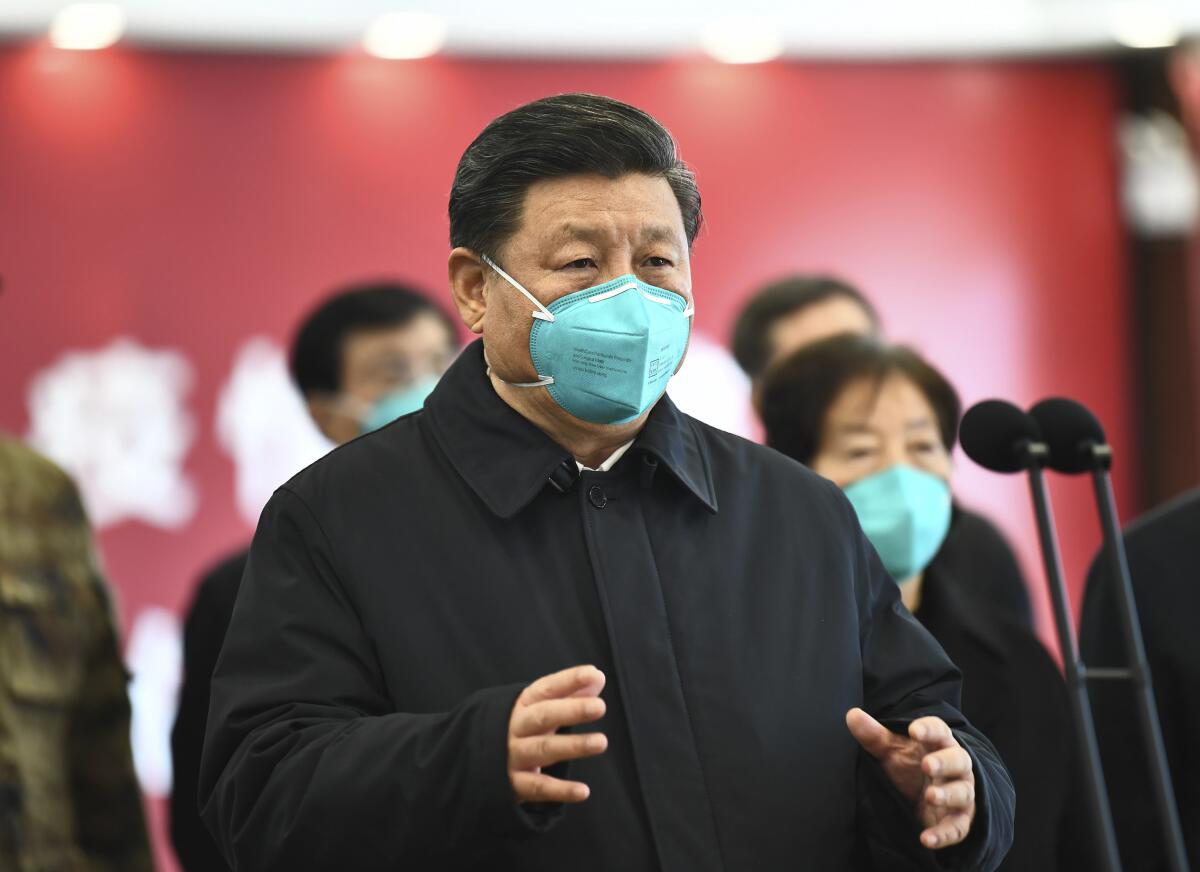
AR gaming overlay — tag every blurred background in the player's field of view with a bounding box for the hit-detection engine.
[2,2,1199,868]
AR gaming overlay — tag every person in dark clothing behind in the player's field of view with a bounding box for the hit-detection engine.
[197,94,1014,872]
[1080,487,1200,872]
[169,282,459,872]
[732,275,1033,630]
[761,334,1095,872]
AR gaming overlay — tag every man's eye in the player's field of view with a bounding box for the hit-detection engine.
[564,258,596,269]
[846,448,874,460]
[645,257,673,268]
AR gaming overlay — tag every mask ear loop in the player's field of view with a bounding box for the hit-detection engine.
[480,254,555,388]
[481,254,555,322]
[486,365,554,389]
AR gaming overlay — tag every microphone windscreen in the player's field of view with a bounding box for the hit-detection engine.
[1028,397,1107,474]
[960,399,1042,473]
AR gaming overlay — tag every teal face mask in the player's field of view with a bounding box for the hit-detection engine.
[358,375,440,434]
[482,256,693,425]
[842,464,952,583]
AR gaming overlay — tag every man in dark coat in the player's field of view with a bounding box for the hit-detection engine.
[169,283,458,872]
[1080,487,1200,871]
[199,93,1015,871]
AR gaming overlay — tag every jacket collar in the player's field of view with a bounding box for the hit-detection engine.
[634,386,719,514]
[422,340,718,518]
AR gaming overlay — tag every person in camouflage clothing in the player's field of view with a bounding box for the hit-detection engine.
[0,434,153,872]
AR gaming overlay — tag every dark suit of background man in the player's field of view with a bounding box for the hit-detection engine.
[1080,487,1200,872]
[169,283,458,872]
[199,93,1015,871]
[731,275,1034,632]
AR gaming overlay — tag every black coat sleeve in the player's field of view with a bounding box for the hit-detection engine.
[846,491,1015,872]
[198,487,550,871]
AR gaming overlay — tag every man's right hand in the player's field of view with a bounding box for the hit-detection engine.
[508,665,608,804]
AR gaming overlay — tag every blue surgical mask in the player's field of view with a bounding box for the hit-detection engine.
[842,464,952,583]
[358,375,440,434]
[482,255,693,425]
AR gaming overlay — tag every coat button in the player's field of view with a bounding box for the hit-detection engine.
[588,485,608,509]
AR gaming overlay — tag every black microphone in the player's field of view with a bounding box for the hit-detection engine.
[1030,398,1191,872]
[961,400,1123,872]
[959,398,1046,472]
[1028,397,1110,473]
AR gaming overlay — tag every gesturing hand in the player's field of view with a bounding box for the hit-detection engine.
[846,708,976,850]
[508,665,608,805]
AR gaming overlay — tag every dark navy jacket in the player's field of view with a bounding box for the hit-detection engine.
[200,340,1013,871]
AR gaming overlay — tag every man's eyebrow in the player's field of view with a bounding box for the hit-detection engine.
[905,417,937,432]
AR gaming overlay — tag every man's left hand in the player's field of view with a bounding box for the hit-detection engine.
[846,708,976,850]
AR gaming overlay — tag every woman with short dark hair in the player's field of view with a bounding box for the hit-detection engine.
[762,334,1096,872]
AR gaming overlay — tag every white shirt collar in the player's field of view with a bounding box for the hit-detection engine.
[577,440,635,473]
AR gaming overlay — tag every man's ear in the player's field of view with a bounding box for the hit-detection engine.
[449,248,488,335]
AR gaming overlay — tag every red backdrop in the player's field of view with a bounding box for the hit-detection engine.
[0,44,1134,870]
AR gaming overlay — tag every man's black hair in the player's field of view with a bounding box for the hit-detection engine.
[731,275,882,380]
[760,334,960,467]
[289,282,456,397]
[449,93,702,259]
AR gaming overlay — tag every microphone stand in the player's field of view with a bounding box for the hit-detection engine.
[1084,444,1190,872]
[1021,440,1123,872]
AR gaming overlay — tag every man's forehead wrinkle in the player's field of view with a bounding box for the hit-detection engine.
[546,221,617,245]
[519,194,571,232]
[519,197,615,245]
[539,220,683,247]
[639,224,683,245]
[834,421,877,434]
[517,175,686,239]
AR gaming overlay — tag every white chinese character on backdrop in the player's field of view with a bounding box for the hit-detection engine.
[26,338,197,529]
[125,606,182,797]
[667,332,756,440]
[216,337,333,526]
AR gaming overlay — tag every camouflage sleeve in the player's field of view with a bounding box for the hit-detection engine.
[62,483,155,872]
